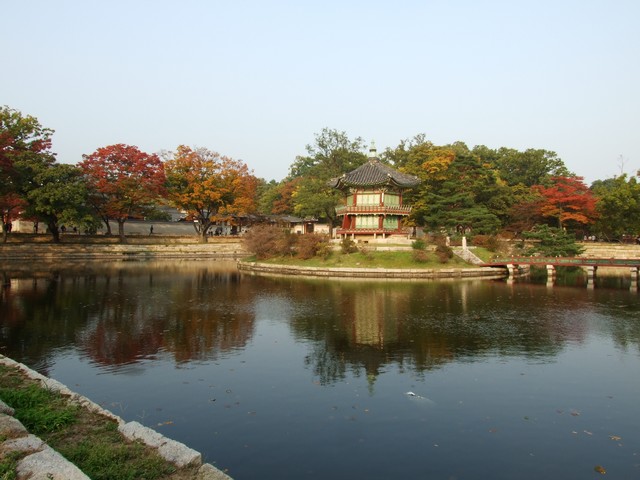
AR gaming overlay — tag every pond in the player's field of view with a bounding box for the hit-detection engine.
[1,260,639,479]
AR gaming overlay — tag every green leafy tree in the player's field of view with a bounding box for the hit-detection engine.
[256,178,300,215]
[24,163,98,242]
[289,128,367,178]
[592,175,640,241]
[256,179,280,214]
[504,185,546,236]
[521,224,584,256]
[381,134,431,170]
[408,142,504,235]
[289,128,367,233]
[490,147,571,187]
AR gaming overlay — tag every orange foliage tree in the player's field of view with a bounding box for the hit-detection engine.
[79,144,166,242]
[533,176,598,229]
[164,146,258,242]
[271,178,301,214]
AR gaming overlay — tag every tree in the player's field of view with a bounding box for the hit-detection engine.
[289,128,367,178]
[0,106,55,241]
[504,185,546,236]
[490,147,571,187]
[591,175,640,241]
[406,142,504,235]
[24,163,98,242]
[0,193,25,243]
[533,176,598,231]
[164,146,258,242]
[521,224,584,256]
[381,133,430,169]
[256,178,300,215]
[289,128,367,233]
[79,144,166,243]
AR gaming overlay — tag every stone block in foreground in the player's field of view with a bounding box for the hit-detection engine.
[119,420,201,468]
[17,446,90,480]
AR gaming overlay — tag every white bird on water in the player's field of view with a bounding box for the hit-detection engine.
[405,391,435,405]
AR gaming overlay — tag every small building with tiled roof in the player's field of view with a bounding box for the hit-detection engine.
[329,144,421,241]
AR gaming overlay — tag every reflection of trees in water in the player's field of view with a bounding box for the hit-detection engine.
[286,281,456,387]
[160,268,256,363]
[0,271,100,375]
[283,279,613,387]
[2,263,640,379]
[78,266,257,365]
[0,261,256,369]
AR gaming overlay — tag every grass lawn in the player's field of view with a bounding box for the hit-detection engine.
[257,248,491,269]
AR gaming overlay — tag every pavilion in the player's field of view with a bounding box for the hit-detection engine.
[329,145,421,242]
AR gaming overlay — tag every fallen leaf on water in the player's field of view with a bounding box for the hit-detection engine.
[594,465,606,474]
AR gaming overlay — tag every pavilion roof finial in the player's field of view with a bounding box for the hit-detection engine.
[368,141,377,158]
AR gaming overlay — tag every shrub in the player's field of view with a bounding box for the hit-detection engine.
[358,245,374,261]
[435,244,453,263]
[243,224,295,259]
[296,233,330,260]
[412,249,429,263]
[430,234,449,247]
[340,237,358,254]
[471,235,490,247]
[471,234,501,252]
[412,239,426,250]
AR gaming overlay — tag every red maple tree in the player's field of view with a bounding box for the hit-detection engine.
[1,106,55,241]
[533,176,598,229]
[79,144,166,242]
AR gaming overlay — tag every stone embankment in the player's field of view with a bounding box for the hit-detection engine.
[0,355,231,480]
[237,261,505,280]
[0,241,246,261]
[237,243,640,280]
[580,242,640,259]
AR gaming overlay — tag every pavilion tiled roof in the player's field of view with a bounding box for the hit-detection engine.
[329,158,421,189]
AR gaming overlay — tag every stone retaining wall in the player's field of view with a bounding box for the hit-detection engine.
[580,243,640,259]
[237,260,506,280]
[0,242,246,261]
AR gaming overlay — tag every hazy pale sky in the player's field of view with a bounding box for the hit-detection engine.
[3,1,639,183]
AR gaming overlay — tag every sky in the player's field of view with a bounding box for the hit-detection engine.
[3,1,639,184]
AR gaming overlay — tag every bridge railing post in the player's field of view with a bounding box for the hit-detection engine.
[546,264,556,287]
[631,266,638,292]
[585,265,597,289]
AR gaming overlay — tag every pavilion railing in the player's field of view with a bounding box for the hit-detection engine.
[335,205,412,215]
